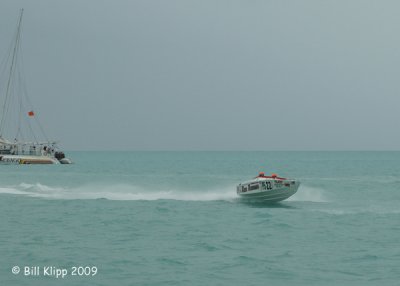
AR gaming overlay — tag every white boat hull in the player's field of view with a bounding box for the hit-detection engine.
[0,155,59,164]
[237,177,300,203]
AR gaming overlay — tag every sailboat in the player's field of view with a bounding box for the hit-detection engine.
[0,9,71,164]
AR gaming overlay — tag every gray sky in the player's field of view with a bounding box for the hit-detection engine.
[1,0,399,151]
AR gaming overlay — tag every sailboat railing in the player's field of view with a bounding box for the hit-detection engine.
[0,141,58,156]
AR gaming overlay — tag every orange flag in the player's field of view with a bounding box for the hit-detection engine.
[28,111,34,117]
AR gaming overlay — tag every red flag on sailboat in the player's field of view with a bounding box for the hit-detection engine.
[28,111,34,117]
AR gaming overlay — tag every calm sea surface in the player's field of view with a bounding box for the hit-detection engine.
[1,151,399,285]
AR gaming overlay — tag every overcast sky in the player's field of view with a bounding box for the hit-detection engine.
[0,0,399,151]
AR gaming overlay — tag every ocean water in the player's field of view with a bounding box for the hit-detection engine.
[1,151,399,286]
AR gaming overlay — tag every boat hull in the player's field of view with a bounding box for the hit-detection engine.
[237,179,300,203]
[0,155,59,164]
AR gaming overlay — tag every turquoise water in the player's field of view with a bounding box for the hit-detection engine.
[1,151,400,285]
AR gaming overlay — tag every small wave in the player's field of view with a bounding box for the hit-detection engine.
[0,183,238,202]
[287,185,329,202]
[313,207,400,216]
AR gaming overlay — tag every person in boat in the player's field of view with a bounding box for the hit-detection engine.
[257,172,282,180]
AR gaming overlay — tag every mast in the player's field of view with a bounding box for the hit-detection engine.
[0,8,24,138]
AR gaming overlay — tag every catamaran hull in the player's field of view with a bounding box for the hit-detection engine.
[59,158,72,164]
[0,155,59,164]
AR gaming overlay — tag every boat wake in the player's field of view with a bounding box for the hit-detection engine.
[0,183,238,202]
[0,183,330,203]
[287,185,329,203]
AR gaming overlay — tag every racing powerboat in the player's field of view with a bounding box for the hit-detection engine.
[237,172,300,203]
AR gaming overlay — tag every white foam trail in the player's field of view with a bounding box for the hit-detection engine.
[2,183,330,203]
[0,183,239,202]
[314,205,400,215]
[287,185,329,202]
[0,187,31,196]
